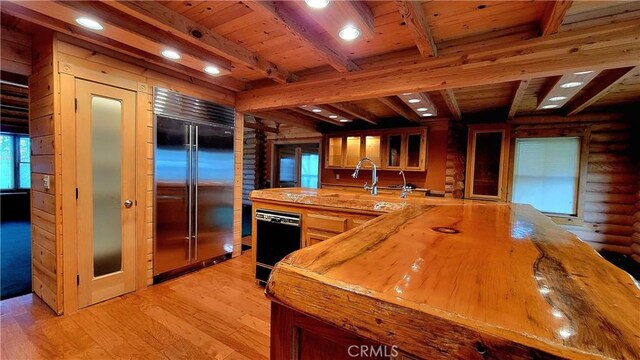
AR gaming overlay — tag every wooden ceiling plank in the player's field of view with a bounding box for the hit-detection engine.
[298,1,375,42]
[235,19,640,112]
[395,0,437,57]
[566,67,637,116]
[5,0,249,93]
[243,1,359,73]
[540,0,573,36]
[322,103,380,125]
[439,89,461,121]
[100,1,296,84]
[289,107,344,126]
[250,110,319,131]
[507,80,530,119]
[378,96,420,123]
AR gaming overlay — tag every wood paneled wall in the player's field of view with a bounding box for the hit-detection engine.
[29,31,62,314]
[632,153,640,262]
[511,115,639,255]
[27,33,237,314]
[1,26,32,76]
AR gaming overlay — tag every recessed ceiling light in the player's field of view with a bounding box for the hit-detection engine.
[421,113,433,117]
[161,49,181,60]
[305,0,330,9]
[573,70,594,75]
[339,119,351,123]
[407,99,421,104]
[329,115,338,119]
[312,108,322,113]
[542,104,560,109]
[416,107,429,111]
[560,82,583,88]
[204,65,220,75]
[548,96,567,102]
[339,25,360,41]
[75,17,104,31]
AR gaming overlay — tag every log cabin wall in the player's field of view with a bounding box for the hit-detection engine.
[29,31,62,314]
[509,115,640,255]
[445,121,467,198]
[633,173,640,262]
[27,33,238,314]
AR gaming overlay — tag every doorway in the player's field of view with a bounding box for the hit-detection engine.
[75,79,136,308]
[273,143,320,188]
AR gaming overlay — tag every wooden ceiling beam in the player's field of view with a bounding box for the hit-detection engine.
[566,67,636,116]
[100,1,296,84]
[378,97,420,123]
[4,0,245,93]
[537,71,599,110]
[322,103,380,125]
[249,110,319,131]
[395,0,437,57]
[439,89,461,121]
[507,80,530,119]
[244,1,359,73]
[298,1,375,42]
[540,0,573,36]
[244,119,279,134]
[289,107,344,126]
[236,19,640,112]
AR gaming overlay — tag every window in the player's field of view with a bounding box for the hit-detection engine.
[0,133,30,190]
[512,137,580,215]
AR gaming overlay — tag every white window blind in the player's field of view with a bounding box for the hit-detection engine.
[512,137,580,215]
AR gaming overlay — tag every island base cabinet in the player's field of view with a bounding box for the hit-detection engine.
[270,303,398,360]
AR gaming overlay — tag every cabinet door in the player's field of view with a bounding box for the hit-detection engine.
[345,136,362,168]
[326,136,344,168]
[404,130,427,171]
[465,127,509,200]
[362,135,381,169]
[385,134,403,169]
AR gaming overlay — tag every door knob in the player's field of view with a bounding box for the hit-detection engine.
[124,199,133,208]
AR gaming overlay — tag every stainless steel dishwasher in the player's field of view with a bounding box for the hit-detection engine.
[255,209,302,285]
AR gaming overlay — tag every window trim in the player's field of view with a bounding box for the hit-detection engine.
[506,126,590,220]
[0,132,30,192]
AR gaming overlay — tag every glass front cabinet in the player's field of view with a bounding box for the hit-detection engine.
[324,127,427,172]
[465,124,510,200]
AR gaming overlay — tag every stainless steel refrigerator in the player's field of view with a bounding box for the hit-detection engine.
[153,88,235,279]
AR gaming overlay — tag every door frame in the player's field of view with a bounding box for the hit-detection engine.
[59,61,149,314]
[270,139,322,188]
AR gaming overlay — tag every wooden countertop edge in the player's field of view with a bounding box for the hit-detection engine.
[250,197,389,216]
[266,262,604,360]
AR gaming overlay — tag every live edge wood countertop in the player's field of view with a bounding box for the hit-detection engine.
[250,188,640,360]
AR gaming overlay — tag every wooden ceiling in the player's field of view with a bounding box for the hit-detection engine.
[2,1,639,130]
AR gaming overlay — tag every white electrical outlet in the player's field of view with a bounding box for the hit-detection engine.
[336,174,340,180]
[43,175,50,190]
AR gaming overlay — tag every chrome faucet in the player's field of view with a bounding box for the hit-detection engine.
[352,157,378,196]
[399,170,412,199]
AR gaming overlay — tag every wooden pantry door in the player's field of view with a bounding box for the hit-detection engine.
[75,79,136,308]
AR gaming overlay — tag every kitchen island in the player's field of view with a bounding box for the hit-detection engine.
[250,188,640,360]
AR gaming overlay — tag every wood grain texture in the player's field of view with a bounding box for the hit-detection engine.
[264,195,640,359]
[508,80,530,118]
[540,0,573,36]
[395,0,437,57]
[566,67,636,115]
[0,252,270,360]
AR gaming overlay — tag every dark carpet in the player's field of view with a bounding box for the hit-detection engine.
[1,221,32,299]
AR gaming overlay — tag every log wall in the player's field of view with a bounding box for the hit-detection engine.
[445,121,466,198]
[510,115,639,255]
[29,31,62,313]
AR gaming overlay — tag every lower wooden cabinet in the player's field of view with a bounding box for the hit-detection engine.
[304,210,376,246]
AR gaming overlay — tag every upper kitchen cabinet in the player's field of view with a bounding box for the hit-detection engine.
[324,127,427,172]
[465,124,510,201]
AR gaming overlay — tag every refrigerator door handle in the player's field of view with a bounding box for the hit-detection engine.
[187,124,193,261]
[193,124,199,260]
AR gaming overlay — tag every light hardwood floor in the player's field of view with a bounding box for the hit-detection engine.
[0,251,270,359]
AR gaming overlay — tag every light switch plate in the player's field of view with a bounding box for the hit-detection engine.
[43,175,50,190]
[336,174,340,180]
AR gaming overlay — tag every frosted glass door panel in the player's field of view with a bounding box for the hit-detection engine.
[91,96,123,277]
[345,136,361,167]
